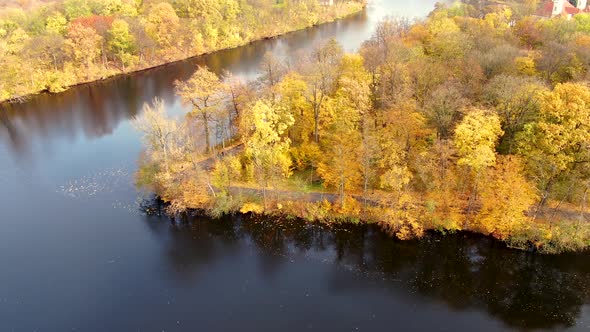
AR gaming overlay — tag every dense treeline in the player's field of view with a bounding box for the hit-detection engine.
[134,1,590,253]
[0,0,364,102]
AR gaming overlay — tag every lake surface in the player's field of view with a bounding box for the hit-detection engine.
[1,1,589,331]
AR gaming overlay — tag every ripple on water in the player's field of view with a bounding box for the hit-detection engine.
[56,165,147,215]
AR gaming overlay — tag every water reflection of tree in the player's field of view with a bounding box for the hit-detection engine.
[139,201,590,330]
[0,8,370,163]
[139,210,241,284]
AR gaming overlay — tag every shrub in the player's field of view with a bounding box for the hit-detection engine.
[240,202,265,214]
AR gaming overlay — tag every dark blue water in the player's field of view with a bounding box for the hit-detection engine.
[1,1,589,330]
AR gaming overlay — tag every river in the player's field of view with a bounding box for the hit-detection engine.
[1,1,589,331]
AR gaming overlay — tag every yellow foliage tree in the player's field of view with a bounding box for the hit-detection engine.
[518,82,590,204]
[454,109,503,173]
[64,24,103,78]
[477,156,537,240]
[242,100,294,208]
[176,66,227,153]
[317,110,362,207]
[454,109,503,221]
[145,2,180,59]
[274,72,312,146]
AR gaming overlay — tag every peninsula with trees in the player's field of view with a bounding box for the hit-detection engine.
[131,0,588,254]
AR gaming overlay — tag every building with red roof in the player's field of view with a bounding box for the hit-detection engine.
[536,0,589,18]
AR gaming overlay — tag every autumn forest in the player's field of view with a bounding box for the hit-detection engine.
[0,0,364,101]
[130,1,590,254]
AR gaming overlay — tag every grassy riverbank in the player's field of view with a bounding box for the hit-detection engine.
[0,0,365,103]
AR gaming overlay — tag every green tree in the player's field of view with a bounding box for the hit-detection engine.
[90,0,138,16]
[63,0,92,20]
[575,13,590,33]
[108,19,136,71]
[46,12,67,35]
[483,75,546,153]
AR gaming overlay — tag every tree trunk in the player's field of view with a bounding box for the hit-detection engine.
[52,54,58,71]
[580,187,588,225]
[202,111,211,153]
[228,108,234,138]
[314,108,320,143]
[263,177,268,210]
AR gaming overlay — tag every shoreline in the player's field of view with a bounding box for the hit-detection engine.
[151,198,589,257]
[0,4,365,105]
[147,188,588,256]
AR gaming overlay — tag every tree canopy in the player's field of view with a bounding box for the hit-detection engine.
[0,0,365,101]
[133,2,590,253]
